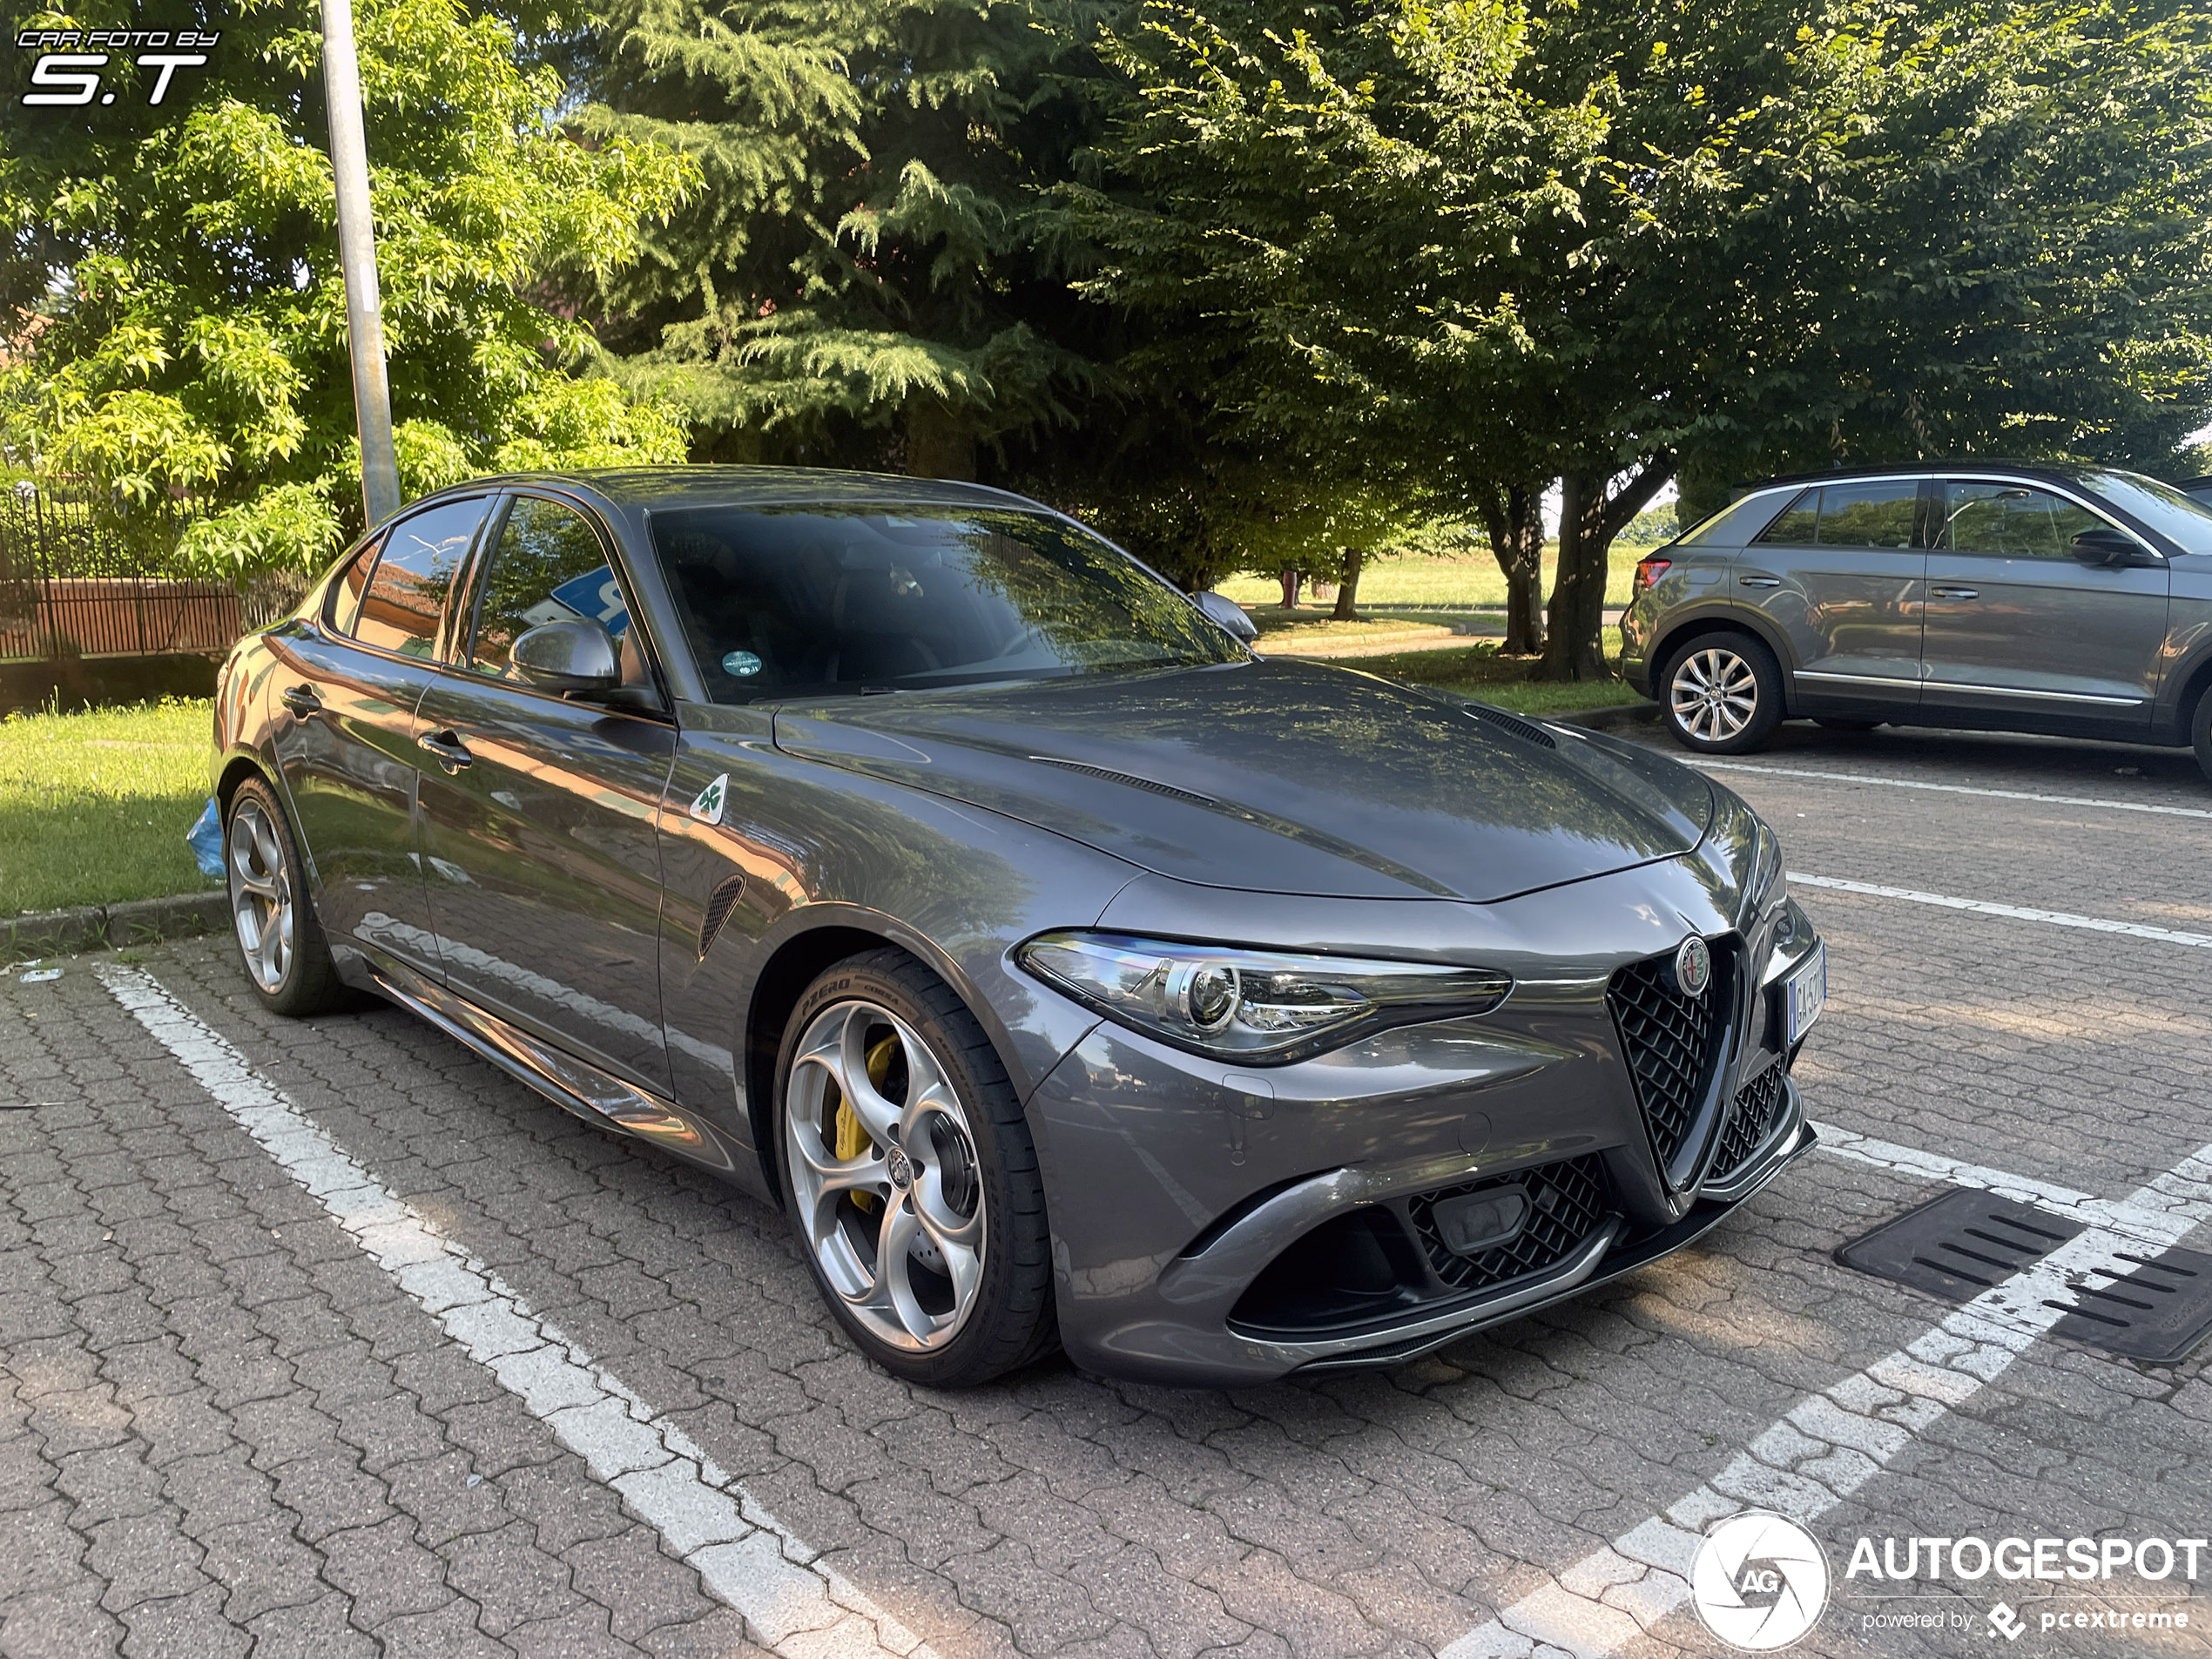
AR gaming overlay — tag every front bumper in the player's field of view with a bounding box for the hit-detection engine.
[1022,855,1822,1386]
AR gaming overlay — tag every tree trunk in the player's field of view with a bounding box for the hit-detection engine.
[1536,454,1677,681]
[905,401,975,481]
[1474,482,1545,655]
[1278,569,1302,608]
[1331,547,1365,620]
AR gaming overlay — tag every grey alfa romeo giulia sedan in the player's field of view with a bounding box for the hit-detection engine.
[212,469,1825,1386]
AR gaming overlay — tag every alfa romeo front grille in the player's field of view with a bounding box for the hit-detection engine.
[1711,1062,1787,1182]
[1408,1156,1611,1292]
[1608,946,1736,1170]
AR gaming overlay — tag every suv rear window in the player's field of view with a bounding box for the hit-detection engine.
[1755,482,1919,550]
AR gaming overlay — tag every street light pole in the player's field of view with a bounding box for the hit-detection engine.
[320,0,401,527]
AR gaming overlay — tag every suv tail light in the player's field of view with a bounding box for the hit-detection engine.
[1634,556,1672,592]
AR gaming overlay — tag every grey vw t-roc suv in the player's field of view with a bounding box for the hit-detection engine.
[1622,462,2212,781]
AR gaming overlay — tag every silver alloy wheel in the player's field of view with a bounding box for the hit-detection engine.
[227,798,294,993]
[1670,646,1761,743]
[784,999,987,1352]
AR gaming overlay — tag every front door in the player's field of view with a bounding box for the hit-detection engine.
[1922,480,2169,730]
[413,493,678,1094]
[1733,479,1926,715]
[270,496,490,977]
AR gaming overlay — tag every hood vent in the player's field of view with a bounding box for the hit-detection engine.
[1462,704,1557,750]
[1028,756,1218,808]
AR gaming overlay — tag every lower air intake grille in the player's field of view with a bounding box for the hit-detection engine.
[1712,1063,1788,1182]
[1608,946,1735,1170]
[1408,1156,1611,1292]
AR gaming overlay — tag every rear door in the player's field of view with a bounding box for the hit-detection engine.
[1732,480,1926,716]
[412,492,679,1093]
[271,496,491,976]
[1922,479,2168,730]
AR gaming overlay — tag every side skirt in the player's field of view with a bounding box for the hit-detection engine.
[368,957,749,1179]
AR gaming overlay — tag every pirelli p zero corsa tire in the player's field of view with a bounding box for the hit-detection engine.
[1661,630,1786,755]
[772,949,1057,1387]
[223,776,348,1016]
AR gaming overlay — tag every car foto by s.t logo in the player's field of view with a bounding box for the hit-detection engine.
[16,28,217,107]
[1693,1513,1831,1650]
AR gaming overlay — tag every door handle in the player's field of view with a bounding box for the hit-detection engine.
[416,730,474,772]
[1931,585,1979,599]
[1737,577,1782,588]
[280,685,322,716]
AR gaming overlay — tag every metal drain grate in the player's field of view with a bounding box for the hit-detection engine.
[1838,1190,2082,1302]
[2048,1246,2212,1365]
[1839,1189,2212,1365]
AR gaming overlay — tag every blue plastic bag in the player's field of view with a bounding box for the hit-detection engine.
[187,799,225,880]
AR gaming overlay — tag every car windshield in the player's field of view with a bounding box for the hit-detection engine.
[653,505,1244,701]
[2080,469,2212,553]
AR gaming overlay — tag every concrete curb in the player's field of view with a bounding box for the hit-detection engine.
[3,889,227,962]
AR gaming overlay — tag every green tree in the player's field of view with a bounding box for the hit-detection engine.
[578,0,1117,480]
[1074,0,2212,680]
[0,0,696,579]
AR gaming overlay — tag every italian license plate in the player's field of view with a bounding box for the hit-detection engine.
[1784,941,1826,1043]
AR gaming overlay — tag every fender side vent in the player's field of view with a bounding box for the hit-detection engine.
[1029,756,1217,807]
[698,875,746,961]
[1462,704,1557,749]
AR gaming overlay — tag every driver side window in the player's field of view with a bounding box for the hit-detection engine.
[465,496,635,679]
[1940,482,2100,558]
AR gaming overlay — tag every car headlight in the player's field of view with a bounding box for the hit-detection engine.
[1016,932,1513,1062]
[1746,819,1785,915]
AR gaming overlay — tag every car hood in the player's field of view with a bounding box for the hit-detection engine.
[771,659,1714,902]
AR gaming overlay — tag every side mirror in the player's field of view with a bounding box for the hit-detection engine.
[2071,527,2147,568]
[510,618,623,695]
[1193,590,1259,644]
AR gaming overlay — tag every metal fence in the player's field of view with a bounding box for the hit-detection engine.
[0,484,298,664]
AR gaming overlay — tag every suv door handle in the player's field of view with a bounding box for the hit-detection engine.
[1737,577,1782,588]
[1931,585,1979,599]
[280,685,322,716]
[416,730,474,772]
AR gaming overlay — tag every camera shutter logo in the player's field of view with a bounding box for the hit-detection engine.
[1690,1513,1830,1650]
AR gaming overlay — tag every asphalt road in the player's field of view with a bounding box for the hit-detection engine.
[3,718,2209,1659]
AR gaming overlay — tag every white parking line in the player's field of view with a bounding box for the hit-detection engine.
[1697,759,2212,822]
[98,965,936,1659]
[1791,872,2212,950]
[1440,1141,2212,1657]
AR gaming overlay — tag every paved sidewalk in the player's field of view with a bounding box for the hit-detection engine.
[3,719,2209,1657]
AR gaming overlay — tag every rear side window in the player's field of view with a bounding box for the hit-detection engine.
[325,536,381,636]
[1816,482,1919,548]
[466,497,632,678]
[1754,490,1818,545]
[354,499,488,658]
[1754,482,1919,550]
[1939,482,2101,558]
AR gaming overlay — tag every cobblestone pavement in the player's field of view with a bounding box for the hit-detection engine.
[3,718,2209,1659]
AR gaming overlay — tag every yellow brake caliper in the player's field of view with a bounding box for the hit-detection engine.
[833,1035,900,1212]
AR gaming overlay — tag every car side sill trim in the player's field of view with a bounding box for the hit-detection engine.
[368,961,746,1177]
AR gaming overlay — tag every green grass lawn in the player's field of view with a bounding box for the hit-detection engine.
[0,698,218,918]
[1244,610,1455,644]
[1348,632,1647,718]
[1219,542,1651,613]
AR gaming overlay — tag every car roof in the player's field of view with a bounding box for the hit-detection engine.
[430,465,1042,513]
[1737,458,2142,496]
